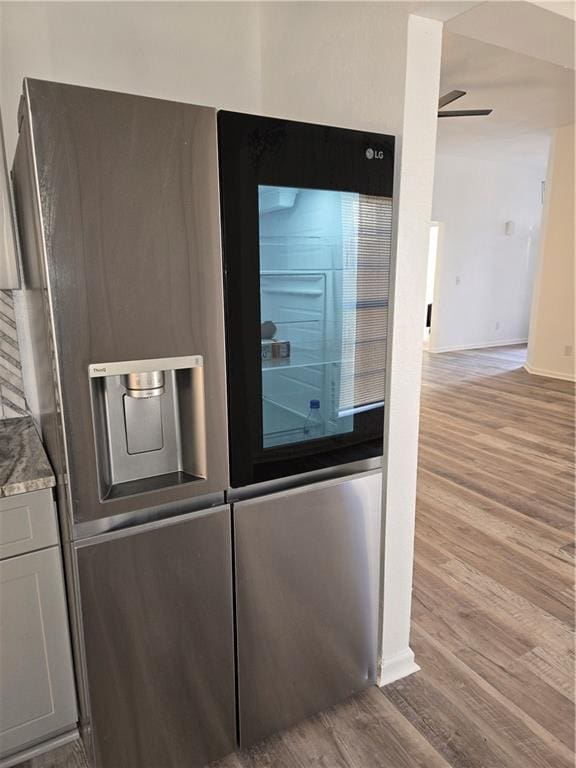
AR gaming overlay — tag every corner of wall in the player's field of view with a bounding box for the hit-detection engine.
[378,10,443,682]
[526,123,575,380]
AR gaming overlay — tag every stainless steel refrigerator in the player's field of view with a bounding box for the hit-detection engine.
[12,79,394,767]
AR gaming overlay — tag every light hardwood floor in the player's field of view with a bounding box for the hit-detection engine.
[22,345,575,768]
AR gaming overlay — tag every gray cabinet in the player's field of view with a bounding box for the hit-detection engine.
[0,494,77,761]
[1,115,19,289]
[0,489,59,560]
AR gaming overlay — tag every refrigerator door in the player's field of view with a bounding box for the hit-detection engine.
[14,80,228,526]
[219,112,394,488]
[75,506,235,768]
[234,471,382,747]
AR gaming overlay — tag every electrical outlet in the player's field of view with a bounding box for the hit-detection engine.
[455,276,461,286]
[495,321,500,331]
[564,345,573,357]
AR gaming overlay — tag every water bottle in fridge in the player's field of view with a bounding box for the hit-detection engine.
[303,399,323,439]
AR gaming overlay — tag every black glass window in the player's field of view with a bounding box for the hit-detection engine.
[259,185,392,450]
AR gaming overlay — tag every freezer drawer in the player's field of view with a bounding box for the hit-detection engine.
[234,471,382,747]
[76,506,235,768]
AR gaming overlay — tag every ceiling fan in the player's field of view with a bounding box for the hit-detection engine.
[438,90,493,118]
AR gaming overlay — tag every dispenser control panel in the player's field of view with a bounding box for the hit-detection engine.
[88,356,203,378]
[88,355,207,501]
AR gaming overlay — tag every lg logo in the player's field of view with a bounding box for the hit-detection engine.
[365,147,384,160]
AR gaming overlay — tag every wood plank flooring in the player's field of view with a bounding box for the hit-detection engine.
[22,345,575,768]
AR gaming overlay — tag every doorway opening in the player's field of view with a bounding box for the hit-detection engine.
[423,222,441,350]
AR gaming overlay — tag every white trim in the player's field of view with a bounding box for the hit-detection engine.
[524,363,576,382]
[0,729,79,768]
[429,338,528,353]
[377,647,420,687]
[377,13,442,696]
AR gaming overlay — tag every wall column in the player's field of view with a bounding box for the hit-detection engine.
[526,124,575,381]
[378,13,443,686]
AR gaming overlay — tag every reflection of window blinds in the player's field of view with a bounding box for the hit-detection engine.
[340,194,392,412]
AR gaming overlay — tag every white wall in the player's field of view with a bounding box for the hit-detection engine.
[527,124,575,380]
[0,1,262,160]
[0,1,443,687]
[259,2,414,135]
[378,14,442,684]
[430,153,544,352]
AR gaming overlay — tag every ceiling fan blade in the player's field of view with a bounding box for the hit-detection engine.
[438,90,466,108]
[438,109,493,117]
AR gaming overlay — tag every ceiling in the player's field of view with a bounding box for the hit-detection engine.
[436,30,575,166]
[445,1,575,69]
[527,1,576,21]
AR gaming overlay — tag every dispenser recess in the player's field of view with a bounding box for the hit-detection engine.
[88,356,206,501]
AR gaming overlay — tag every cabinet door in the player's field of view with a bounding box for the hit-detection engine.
[0,490,58,561]
[0,548,77,758]
[1,116,19,289]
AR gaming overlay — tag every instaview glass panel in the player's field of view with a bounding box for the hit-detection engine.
[259,185,392,450]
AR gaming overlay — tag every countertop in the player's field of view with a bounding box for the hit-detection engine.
[0,416,56,497]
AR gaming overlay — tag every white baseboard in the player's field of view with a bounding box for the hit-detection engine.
[524,363,576,382]
[429,338,528,354]
[377,647,420,687]
[0,729,79,768]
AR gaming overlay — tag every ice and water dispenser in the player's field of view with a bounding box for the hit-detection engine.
[88,356,207,500]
